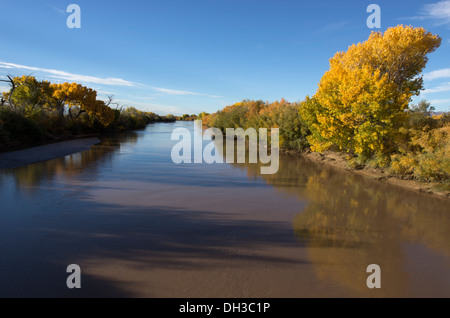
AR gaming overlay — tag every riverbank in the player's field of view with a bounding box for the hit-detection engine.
[289,149,450,199]
[0,102,175,155]
[0,137,101,170]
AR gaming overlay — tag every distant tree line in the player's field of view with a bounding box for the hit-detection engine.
[175,112,210,121]
[0,76,175,152]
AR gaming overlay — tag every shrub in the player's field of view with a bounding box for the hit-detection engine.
[390,125,450,182]
[204,99,310,151]
[0,108,45,148]
[411,125,450,181]
[407,100,437,129]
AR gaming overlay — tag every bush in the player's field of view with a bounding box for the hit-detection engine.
[0,108,45,149]
[204,99,310,151]
[118,107,154,130]
[411,125,450,181]
[407,100,437,129]
[390,124,450,182]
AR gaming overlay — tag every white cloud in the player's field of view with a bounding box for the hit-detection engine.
[424,82,450,93]
[146,103,184,115]
[424,1,450,22]
[0,61,222,108]
[0,61,140,87]
[429,98,450,106]
[152,87,222,98]
[406,1,450,24]
[96,90,118,96]
[423,68,450,80]
[152,87,197,95]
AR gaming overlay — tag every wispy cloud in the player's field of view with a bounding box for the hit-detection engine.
[48,4,66,15]
[403,1,450,25]
[429,98,450,106]
[424,82,450,93]
[0,61,222,101]
[0,61,140,87]
[95,90,118,96]
[423,68,450,80]
[146,103,185,115]
[423,0,450,23]
[152,87,222,98]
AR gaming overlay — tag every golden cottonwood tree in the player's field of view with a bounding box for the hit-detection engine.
[301,25,441,161]
[2,76,54,113]
[51,82,114,126]
[3,77,114,127]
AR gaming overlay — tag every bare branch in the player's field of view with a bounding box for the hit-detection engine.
[105,95,120,109]
[6,75,16,108]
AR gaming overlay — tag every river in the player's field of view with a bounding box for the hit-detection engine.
[0,121,449,297]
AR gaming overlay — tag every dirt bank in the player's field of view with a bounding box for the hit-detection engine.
[283,150,450,199]
[0,137,101,170]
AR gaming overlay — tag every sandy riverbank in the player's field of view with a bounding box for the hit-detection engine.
[0,137,101,170]
[292,150,450,199]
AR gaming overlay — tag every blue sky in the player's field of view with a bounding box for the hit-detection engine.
[1,0,450,114]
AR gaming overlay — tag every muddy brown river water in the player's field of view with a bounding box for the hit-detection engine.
[0,122,449,297]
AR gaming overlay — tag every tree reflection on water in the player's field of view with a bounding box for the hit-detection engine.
[229,149,450,296]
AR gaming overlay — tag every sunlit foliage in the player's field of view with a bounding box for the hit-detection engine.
[301,25,441,161]
[204,99,310,150]
[0,76,172,151]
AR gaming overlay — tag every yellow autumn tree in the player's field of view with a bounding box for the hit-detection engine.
[51,82,114,126]
[2,76,54,114]
[301,25,441,163]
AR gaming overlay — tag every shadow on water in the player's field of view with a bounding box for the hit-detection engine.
[0,201,307,297]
